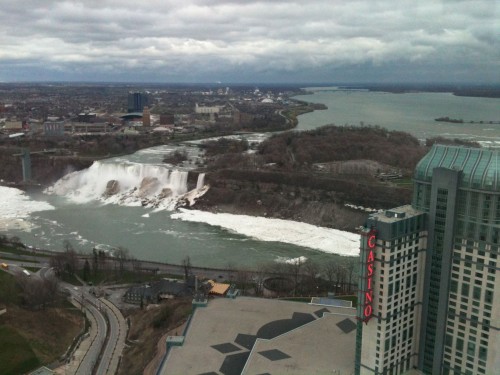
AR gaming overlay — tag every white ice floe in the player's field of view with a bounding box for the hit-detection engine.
[0,186,54,219]
[0,186,54,231]
[275,256,308,264]
[171,209,360,256]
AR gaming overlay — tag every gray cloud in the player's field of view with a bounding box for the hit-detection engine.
[0,0,498,82]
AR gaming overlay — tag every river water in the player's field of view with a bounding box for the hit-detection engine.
[294,88,500,145]
[2,88,499,268]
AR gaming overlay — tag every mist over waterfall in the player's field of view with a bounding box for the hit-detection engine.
[46,160,208,210]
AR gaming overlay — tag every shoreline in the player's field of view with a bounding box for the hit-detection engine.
[300,85,500,99]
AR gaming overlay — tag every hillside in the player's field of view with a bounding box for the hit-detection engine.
[196,126,429,229]
[0,270,84,374]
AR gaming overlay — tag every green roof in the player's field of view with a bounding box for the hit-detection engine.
[414,145,500,191]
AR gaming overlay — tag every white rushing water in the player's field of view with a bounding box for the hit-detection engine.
[46,160,207,210]
[0,186,55,231]
[171,209,360,256]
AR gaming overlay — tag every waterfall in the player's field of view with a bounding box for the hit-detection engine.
[45,160,207,210]
[196,173,205,190]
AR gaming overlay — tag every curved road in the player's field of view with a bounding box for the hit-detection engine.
[97,298,127,375]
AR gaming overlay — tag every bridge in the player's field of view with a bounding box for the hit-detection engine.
[12,148,62,182]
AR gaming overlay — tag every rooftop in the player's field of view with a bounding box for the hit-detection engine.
[368,205,424,224]
[414,144,500,191]
[162,297,356,375]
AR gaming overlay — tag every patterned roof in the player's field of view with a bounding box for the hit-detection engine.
[414,145,500,191]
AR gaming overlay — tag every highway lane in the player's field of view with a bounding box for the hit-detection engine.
[62,283,108,375]
[96,298,127,375]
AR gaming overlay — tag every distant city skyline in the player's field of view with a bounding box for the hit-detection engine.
[0,1,498,83]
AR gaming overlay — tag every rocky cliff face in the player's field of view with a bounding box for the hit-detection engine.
[0,152,93,186]
[194,169,412,230]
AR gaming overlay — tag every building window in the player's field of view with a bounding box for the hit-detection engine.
[450,280,458,293]
[461,283,470,297]
[485,290,493,304]
[479,347,488,362]
[473,286,481,300]
[467,341,476,356]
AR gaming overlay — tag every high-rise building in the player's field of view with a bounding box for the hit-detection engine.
[355,145,499,375]
[142,106,151,127]
[127,92,149,113]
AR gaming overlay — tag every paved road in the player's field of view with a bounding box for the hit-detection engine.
[73,273,127,375]
[57,279,108,375]
[97,298,128,375]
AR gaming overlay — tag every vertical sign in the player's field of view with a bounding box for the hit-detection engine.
[364,230,376,322]
[358,228,376,324]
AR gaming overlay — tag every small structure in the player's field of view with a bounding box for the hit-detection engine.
[207,280,230,296]
[124,277,194,305]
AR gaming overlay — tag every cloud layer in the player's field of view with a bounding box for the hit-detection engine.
[0,0,498,82]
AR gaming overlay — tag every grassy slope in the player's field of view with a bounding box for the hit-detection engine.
[0,271,84,374]
[0,325,40,375]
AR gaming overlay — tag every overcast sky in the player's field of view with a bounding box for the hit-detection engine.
[0,0,498,83]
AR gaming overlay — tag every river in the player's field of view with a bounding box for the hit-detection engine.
[1,88,499,268]
[294,88,500,146]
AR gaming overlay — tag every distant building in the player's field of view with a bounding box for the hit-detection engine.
[78,112,97,123]
[124,277,195,305]
[233,109,254,126]
[66,122,110,134]
[194,103,221,114]
[142,106,151,127]
[128,92,149,113]
[3,120,23,132]
[43,121,65,137]
[160,113,175,126]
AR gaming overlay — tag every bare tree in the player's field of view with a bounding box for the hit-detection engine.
[130,256,142,272]
[17,273,59,310]
[323,260,337,287]
[182,256,192,281]
[49,243,79,277]
[92,247,99,275]
[252,263,270,297]
[63,242,78,275]
[334,263,347,294]
[115,247,129,274]
[344,257,357,294]
[289,257,304,297]
[235,268,252,295]
[303,260,320,295]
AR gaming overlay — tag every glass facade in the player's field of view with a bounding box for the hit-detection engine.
[357,145,499,375]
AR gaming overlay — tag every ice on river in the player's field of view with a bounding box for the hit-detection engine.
[171,209,360,256]
[0,186,54,231]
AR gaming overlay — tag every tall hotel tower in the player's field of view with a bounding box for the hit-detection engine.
[355,145,499,375]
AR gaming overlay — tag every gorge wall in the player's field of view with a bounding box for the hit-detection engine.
[195,169,412,230]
